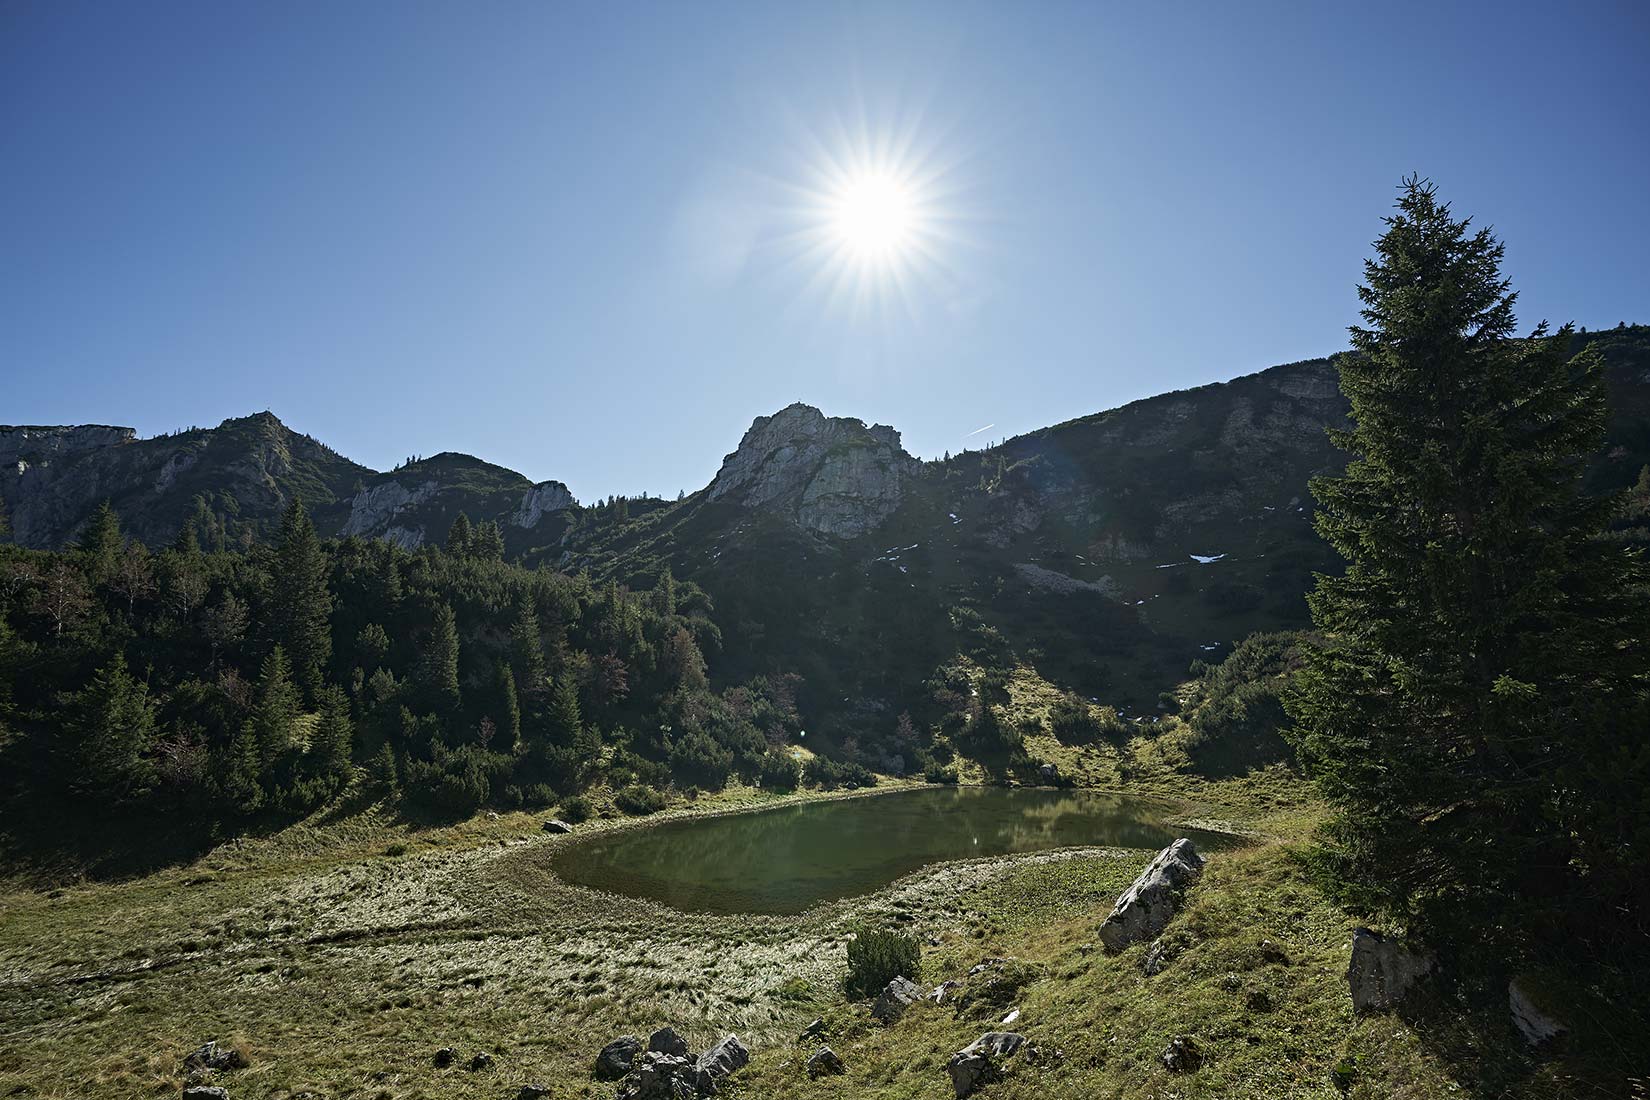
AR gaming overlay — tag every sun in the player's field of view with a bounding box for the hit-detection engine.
[774,110,966,315]
[830,172,917,261]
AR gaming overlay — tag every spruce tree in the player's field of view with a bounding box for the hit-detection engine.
[446,513,473,556]
[77,500,122,585]
[546,671,583,746]
[420,603,461,713]
[64,651,156,804]
[270,499,332,702]
[251,645,301,775]
[306,684,354,789]
[1285,177,1640,954]
[471,519,505,560]
[509,603,546,698]
[495,662,522,751]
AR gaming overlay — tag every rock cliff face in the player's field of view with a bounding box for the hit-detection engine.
[0,413,370,548]
[512,480,575,529]
[707,403,921,537]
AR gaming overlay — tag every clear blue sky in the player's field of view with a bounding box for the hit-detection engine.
[4,2,1647,501]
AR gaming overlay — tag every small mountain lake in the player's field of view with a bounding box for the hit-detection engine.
[549,786,1234,914]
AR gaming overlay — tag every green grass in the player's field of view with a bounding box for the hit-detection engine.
[0,754,1628,1100]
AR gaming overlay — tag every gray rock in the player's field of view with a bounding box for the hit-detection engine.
[1161,1035,1202,1073]
[1037,762,1060,785]
[694,1034,749,1093]
[706,403,921,537]
[798,1017,827,1041]
[616,1050,697,1100]
[807,1046,845,1079]
[595,1035,643,1079]
[945,1032,1025,1099]
[543,818,574,834]
[432,1046,457,1068]
[647,1026,692,1059]
[870,975,923,1023]
[930,979,963,1003]
[1509,976,1568,1047]
[468,1052,494,1071]
[1347,928,1433,1013]
[1142,938,1173,975]
[182,1088,229,1100]
[183,1041,247,1072]
[1098,839,1204,952]
[511,480,575,528]
[516,1085,551,1100]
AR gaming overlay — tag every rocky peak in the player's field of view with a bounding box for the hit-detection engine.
[0,424,136,471]
[707,402,920,537]
[512,480,575,528]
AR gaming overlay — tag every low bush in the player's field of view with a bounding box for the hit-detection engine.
[558,794,593,823]
[845,926,922,998]
[613,784,667,816]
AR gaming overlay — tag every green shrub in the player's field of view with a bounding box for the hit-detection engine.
[924,762,958,784]
[558,794,593,823]
[804,756,877,791]
[757,750,801,792]
[614,784,666,816]
[845,926,922,998]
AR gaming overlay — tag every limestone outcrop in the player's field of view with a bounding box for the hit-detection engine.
[1098,839,1204,952]
[707,403,920,537]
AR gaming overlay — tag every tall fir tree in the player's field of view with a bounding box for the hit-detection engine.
[270,499,333,702]
[420,603,461,713]
[77,500,122,585]
[63,651,156,804]
[495,662,522,751]
[446,513,473,556]
[251,645,301,775]
[1284,177,1644,957]
[305,684,354,789]
[508,602,546,699]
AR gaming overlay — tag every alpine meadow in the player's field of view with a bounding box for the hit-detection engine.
[3,5,1648,1100]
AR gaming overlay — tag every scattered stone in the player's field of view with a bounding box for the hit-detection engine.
[182,1088,229,1100]
[542,818,574,834]
[968,957,1006,976]
[798,1017,827,1042]
[871,975,923,1023]
[1161,1035,1202,1074]
[694,1034,749,1093]
[516,1085,551,1100]
[1347,928,1434,1013]
[647,1026,692,1059]
[595,1035,643,1079]
[1258,938,1289,965]
[433,1047,458,1068]
[1509,976,1568,1047]
[1025,1044,1064,1065]
[468,1052,494,1071]
[999,1007,1020,1025]
[930,979,963,1003]
[183,1041,248,1072]
[1098,839,1204,952]
[945,1032,1025,1099]
[616,1050,697,1100]
[1142,938,1173,976]
[807,1047,845,1079]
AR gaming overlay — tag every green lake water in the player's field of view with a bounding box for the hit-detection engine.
[549,786,1232,914]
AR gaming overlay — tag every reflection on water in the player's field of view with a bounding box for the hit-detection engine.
[549,786,1233,914]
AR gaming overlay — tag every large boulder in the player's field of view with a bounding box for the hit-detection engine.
[1098,839,1204,952]
[182,1089,229,1100]
[870,975,924,1023]
[945,1032,1025,1099]
[647,1026,692,1059]
[516,1086,551,1100]
[1509,976,1568,1047]
[595,1035,643,1079]
[616,1050,697,1100]
[694,1034,749,1093]
[543,818,574,834]
[1347,928,1433,1013]
[807,1047,846,1079]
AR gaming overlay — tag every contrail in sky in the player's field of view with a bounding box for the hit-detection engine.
[964,423,995,437]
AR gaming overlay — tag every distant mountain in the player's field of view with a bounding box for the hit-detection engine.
[7,325,1646,731]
